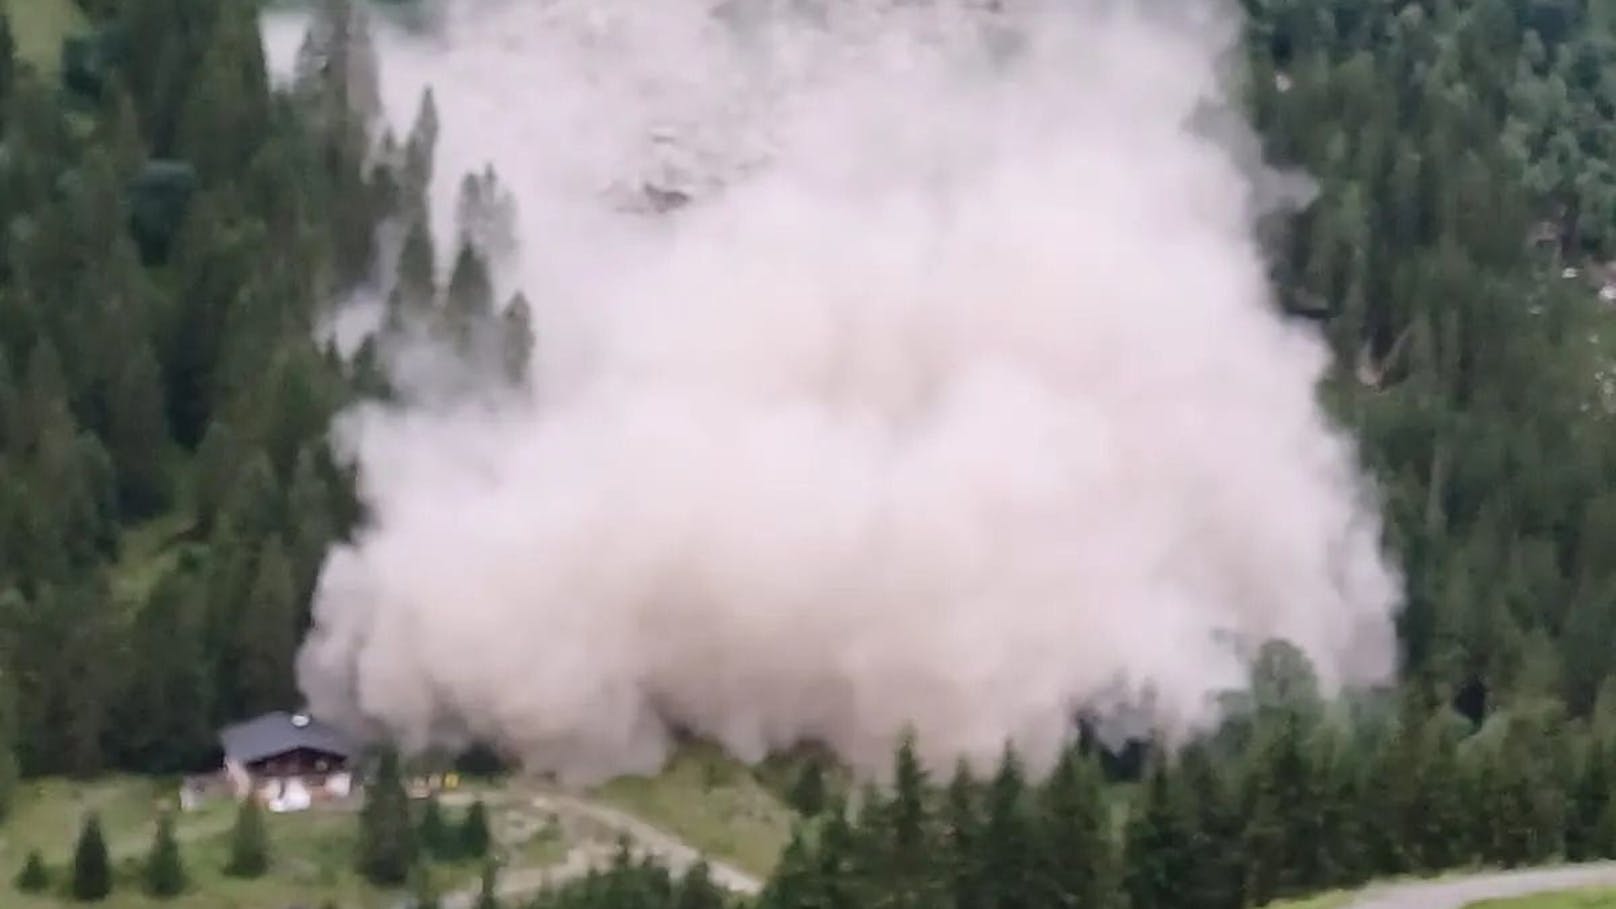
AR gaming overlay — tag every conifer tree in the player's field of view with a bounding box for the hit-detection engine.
[1176,742,1244,909]
[419,792,453,859]
[474,858,501,909]
[226,795,269,878]
[882,731,937,909]
[1125,758,1190,909]
[0,11,13,128]
[943,759,984,909]
[1038,742,1118,909]
[358,747,418,885]
[1566,731,1615,860]
[233,538,298,716]
[14,849,47,893]
[143,812,187,897]
[395,217,437,316]
[980,745,1035,909]
[501,293,534,388]
[0,664,19,819]
[71,813,111,901]
[756,828,819,909]
[674,859,724,909]
[788,758,827,817]
[441,244,495,355]
[105,327,169,520]
[460,799,492,860]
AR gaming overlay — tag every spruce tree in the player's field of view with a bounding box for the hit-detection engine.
[71,813,111,901]
[1567,732,1613,861]
[1038,742,1118,909]
[0,664,19,819]
[419,792,453,859]
[441,243,495,354]
[883,731,937,909]
[1125,758,1190,909]
[943,759,984,909]
[980,745,1035,909]
[675,860,725,909]
[226,795,269,878]
[143,812,187,897]
[474,858,500,909]
[459,799,492,860]
[501,293,534,388]
[757,828,820,909]
[358,747,418,885]
[788,758,827,816]
[0,11,13,127]
[14,849,47,893]
[1176,742,1245,909]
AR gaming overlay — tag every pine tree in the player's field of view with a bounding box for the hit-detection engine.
[14,849,47,893]
[395,217,437,316]
[500,293,534,388]
[0,664,19,820]
[0,11,13,130]
[226,795,270,878]
[881,731,937,909]
[1037,742,1117,909]
[71,813,111,901]
[1176,742,1244,909]
[675,859,725,909]
[980,745,1035,909]
[143,812,187,897]
[474,858,500,909]
[1125,758,1190,909]
[788,758,827,816]
[114,570,213,773]
[105,317,170,520]
[233,538,298,716]
[358,747,418,885]
[756,828,820,909]
[1566,730,1616,861]
[943,759,984,909]
[460,799,492,860]
[441,244,495,356]
[419,792,453,859]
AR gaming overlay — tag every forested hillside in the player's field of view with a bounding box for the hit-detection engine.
[3,0,1616,905]
[0,0,528,783]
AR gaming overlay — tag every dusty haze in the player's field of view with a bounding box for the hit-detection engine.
[269,0,1403,782]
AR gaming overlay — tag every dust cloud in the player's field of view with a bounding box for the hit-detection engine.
[272,0,1402,782]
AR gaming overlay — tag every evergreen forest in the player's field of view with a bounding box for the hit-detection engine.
[5,0,1616,906]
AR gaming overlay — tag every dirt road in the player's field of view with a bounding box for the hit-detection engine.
[1345,863,1616,908]
[430,790,763,909]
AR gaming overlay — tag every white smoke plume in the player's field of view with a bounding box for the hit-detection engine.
[280,0,1402,783]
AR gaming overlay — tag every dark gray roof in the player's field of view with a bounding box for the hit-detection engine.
[219,711,355,764]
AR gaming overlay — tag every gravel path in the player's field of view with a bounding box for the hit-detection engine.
[1346,863,1616,908]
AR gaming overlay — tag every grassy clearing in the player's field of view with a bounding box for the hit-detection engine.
[594,742,795,877]
[0,778,566,908]
[1467,888,1616,908]
[7,808,408,909]
[1,0,84,74]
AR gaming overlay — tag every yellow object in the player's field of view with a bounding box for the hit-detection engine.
[445,773,460,789]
